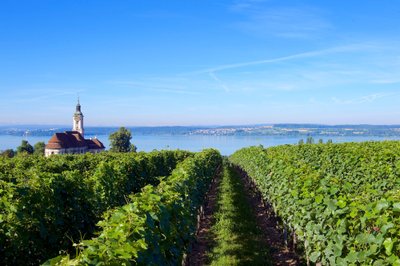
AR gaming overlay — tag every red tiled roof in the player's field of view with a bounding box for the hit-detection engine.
[45,131,103,150]
[85,138,105,149]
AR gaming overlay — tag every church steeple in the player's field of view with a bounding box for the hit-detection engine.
[73,98,84,136]
[76,97,82,113]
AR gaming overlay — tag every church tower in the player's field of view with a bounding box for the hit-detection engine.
[73,99,84,137]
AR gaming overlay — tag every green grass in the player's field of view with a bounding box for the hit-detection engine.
[207,163,271,266]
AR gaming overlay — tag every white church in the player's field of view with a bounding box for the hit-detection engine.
[44,101,105,156]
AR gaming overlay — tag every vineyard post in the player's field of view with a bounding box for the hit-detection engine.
[304,239,310,266]
[283,225,288,247]
[292,229,297,250]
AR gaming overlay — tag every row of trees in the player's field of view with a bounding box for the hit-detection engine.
[1,140,45,158]
[0,127,137,158]
[298,136,333,145]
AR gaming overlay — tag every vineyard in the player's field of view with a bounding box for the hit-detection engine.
[0,150,203,265]
[230,142,400,265]
[1,141,400,265]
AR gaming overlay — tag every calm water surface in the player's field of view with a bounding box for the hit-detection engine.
[2,134,400,155]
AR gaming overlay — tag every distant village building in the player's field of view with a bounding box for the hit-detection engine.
[45,101,105,157]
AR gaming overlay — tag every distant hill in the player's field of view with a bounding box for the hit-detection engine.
[0,125,207,137]
[1,124,400,137]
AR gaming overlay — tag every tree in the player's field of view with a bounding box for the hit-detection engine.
[17,140,34,154]
[318,139,324,144]
[130,144,137,153]
[34,142,46,156]
[109,127,133,152]
[306,136,314,144]
[1,149,15,158]
[298,139,304,145]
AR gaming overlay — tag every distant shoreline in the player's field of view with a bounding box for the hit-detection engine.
[2,134,400,156]
[2,124,400,137]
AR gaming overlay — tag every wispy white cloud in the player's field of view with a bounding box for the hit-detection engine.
[13,89,81,103]
[208,72,230,92]
[187,43,375,75]
[230,1,332,38]
[369,79,400,84]
[179,40,400,96]
[108,79,202,95]
[230,0,270,12]
[332,93,395,105]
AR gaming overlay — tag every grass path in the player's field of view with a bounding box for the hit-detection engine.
[206,163,271,266]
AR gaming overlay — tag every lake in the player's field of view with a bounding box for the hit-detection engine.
[2,134,400,155]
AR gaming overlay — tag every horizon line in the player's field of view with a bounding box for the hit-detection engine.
[2,123,400,128]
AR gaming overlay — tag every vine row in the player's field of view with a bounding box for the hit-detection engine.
[230,142,400,265]
[46,149,222,265]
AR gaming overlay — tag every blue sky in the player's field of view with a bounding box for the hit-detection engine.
[1,0,400,126]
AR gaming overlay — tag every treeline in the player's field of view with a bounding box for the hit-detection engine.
[230,142,400,265]
[297,136,333,145]
[0,140,45,157]
[0,150,191,265]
